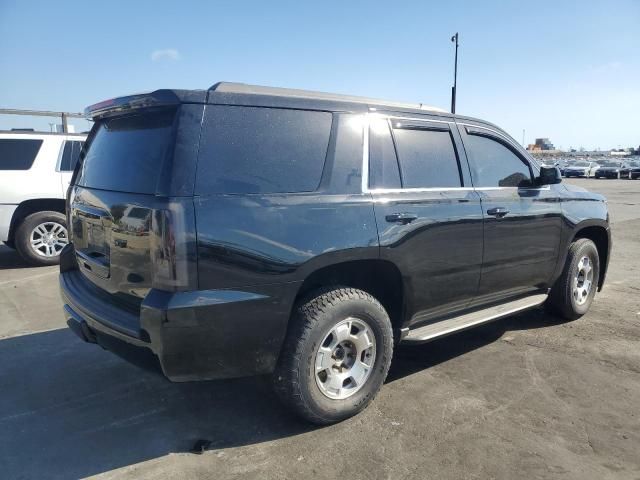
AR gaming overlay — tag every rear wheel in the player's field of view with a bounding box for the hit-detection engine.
[546,238,599,320]
[273,287,393,424]
[15,211,68,266]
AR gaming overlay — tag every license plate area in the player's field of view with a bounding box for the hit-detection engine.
[72,204,111,279]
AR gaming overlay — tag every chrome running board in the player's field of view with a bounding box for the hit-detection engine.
[403,293,548,343]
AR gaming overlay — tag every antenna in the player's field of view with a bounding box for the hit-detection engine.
[451,33,459,114]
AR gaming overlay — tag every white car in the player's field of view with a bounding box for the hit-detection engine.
[563,161,598,178]
[0,130,86,265]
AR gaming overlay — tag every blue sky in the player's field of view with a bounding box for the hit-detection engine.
[1,0,638,149]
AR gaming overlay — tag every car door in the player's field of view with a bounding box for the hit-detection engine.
[457,123,562,305]
[368,114,484,327]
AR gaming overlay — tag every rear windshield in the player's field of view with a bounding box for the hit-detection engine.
[76,109,176,194]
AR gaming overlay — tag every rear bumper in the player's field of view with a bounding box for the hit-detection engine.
[60,247,297,382]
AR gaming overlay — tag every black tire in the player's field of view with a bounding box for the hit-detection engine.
[273,287,393,425]
[546,238,599,320]
[15,211,68,266]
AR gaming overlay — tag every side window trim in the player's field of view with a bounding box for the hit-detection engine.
[463,125,535,185]
[390,122,464,189]
[55,140,66,172]
[385,117,404,187]
[462,124,541,174]
[365,114,469,193]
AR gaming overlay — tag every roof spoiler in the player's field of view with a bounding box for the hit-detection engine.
[84,90,181,120]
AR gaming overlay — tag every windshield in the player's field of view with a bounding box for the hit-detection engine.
[573,162,589,167]
[76,109,176,194]
[601,162,619,167]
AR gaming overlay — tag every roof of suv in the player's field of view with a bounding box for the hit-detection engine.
[84,81,507,135]
[209,82,448,113]
[86,82,452,120]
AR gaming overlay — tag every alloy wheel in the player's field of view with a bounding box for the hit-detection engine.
[573,255,594,306]
[30,222,68,257]
[314,317,376,400]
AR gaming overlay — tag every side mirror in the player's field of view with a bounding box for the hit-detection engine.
[537,165,562,185]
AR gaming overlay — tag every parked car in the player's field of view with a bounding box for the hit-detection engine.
[60,83,611,424]
[621,161,640,179]
[1,130,86,265]
[594,161,625,179]
[563,161,597,178]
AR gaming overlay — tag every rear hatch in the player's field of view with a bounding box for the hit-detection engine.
[69,94,203,310]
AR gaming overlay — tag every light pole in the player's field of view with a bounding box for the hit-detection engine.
[451,32,459,114]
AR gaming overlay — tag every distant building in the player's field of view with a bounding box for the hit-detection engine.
[527,138,555,152]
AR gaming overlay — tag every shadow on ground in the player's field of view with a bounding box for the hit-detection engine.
[0,245,34,270]
[388,307,566,382]
[0,308,563,479]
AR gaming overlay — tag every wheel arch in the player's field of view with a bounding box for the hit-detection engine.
[571,223,610,291]
[291,258,406,339]
[8,198,66,245]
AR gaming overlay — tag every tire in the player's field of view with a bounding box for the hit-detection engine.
[546,238,599,320]
[15,211,69,266]
[273,287,393,424]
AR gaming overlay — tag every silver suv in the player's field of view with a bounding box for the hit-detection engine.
[0,130,86,265]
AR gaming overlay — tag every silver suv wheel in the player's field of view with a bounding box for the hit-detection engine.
[30,221,68,257]
[315,317,376,400]
[573,255,593,306]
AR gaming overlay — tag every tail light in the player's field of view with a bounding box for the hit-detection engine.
[150,199,198,291]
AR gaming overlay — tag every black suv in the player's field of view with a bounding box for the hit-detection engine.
[60,83,611,424]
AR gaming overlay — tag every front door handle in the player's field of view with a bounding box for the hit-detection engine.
[385,213,418,225]
[487,207,509,218]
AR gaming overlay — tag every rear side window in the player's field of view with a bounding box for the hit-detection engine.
[59,140,83,171]
[196,106,332,194]
[464,134,532,187]
[392,127,461,188]
[0,139,43,170]
[77,109,176,194]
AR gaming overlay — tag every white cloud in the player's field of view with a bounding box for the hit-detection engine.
[150,49,181,62]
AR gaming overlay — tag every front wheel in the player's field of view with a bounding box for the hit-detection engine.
[546,238,600,320]
[273,287,393,424]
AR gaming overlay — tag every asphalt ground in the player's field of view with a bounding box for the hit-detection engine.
[0,178,638,479]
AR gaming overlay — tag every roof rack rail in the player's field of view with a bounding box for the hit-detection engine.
[208,82,447,113]
[0,108,85,133]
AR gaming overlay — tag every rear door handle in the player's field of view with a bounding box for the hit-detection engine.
[385,213,418,225]
[487,207,509,218]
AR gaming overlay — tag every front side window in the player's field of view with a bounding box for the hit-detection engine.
[392,126,461,188]
[0,139,43,170]
[465,134,532,188]
[196,106,332,194]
